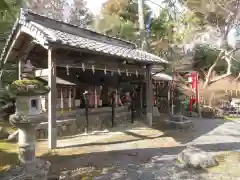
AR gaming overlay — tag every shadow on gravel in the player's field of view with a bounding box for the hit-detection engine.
[155,118,226,144]
[41,141,240,179]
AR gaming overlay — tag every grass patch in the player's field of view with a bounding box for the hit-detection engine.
[56,110,72,116]
[0,121,16,133]
[0,121,18,171]
[224,116,240,121]
[206,152,240,177]
[0,140,18,171]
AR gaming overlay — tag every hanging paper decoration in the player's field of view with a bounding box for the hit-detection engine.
[126,69,129,76]
[104,66,107,75]
[118,69,121,76]
[92,65,95,73]
[82,63,85,71]
[66,65,69,75]
[136,70,138,77]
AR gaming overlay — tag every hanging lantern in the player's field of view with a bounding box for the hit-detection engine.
[82,63,85,72]
[66,65,69,75]
[118,69,121,76]
[104,66,107,75]
[92,65,95,73]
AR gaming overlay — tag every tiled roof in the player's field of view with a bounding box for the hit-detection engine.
[0,9,168,65]
[38,76,76,86]
[45,26,167,63]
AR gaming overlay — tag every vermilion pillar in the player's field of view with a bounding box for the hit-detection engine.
[189,71,198,113]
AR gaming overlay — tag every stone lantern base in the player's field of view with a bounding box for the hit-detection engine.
[6,113,51,180]
[2,159,51,180]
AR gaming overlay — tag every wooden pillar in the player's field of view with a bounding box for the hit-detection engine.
[60,88,64,114]
[94,86,98,108]
[73,88,76,108]
[83,91,89,133]
[146,65,153,126]
[115,89,118,107]
[68,87,72,111]
[167,82,171,113]
[111,92,116,127]
[140,84,143,108]
[48,48,57,149]
[18,59,22,80]
[155,82,159,106]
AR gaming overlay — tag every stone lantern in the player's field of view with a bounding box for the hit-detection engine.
[8,60,51,179]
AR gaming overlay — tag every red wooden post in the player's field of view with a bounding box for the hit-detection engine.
[189,71,198,113]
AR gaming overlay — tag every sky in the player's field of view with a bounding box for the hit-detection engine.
[86,0,107,15]
[86,0,163,16]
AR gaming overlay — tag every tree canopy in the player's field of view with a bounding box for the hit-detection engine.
[24,0,93,25]
[92,0,240,95]
[68,0,93,27]
[101,0,150,23]
[0,0,20,87]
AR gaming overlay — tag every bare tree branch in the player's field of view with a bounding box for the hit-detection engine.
[209,53,232,84]
[233,72,240,82]
[202,50,224,88]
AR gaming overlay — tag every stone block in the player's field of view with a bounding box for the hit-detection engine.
[69,122,77,133]
[39,129,45,139]
[61,124,67,135]
[36,129,41,139]
[176,145,218,169]
[57,127,62,137]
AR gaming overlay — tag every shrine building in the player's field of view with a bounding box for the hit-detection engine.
[0,9,168,149]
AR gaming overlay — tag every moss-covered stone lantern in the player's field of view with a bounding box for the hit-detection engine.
[8,60,51,179]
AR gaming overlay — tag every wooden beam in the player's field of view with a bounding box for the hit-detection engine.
[0,28,22,80]
[48,48,57,149]
[54,54,144,67]
[2,29,21,65]
[28,53,147,74]
[146,65,153,126]
[56,62,146,75]
[20,24,49,49]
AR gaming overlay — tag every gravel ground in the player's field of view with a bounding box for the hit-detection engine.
[42,118,240,179]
